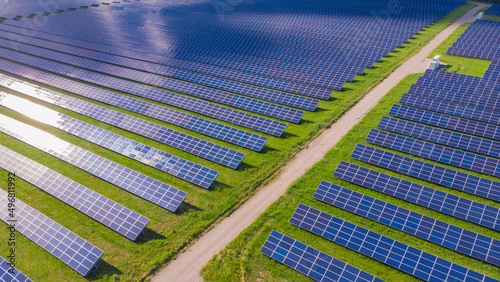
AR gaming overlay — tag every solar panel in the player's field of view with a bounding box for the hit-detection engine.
[333,161,500,231]
[0,257,32,282]
[0,29,320,111]
[290,203,498,282]
[369,126,500,174]
[0,58,268,151]
[0,144,149,241]
[389,104,500,141]
[0,113,188,212]
[352,143,500,202]
[313,181,500,267]
[0,189,103,276]
[260,230,385,282]
[0,92,219,188]
[378,116,500,159]
[485,4,500,16]
[399,94,500,126]
[0,37,306,123]
[0,74,245,169]
[0,47,289,136]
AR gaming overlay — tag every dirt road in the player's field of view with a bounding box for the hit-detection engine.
[151,4,489,281]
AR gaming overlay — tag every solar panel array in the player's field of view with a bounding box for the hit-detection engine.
[485,5,500,16]
[389,104,500,141]
[290,203,497,281]
[0,47,289,136]
[0,188,104,276]
[378,116,500,159]
[0,144,149,240]
[0,92,219,188]
[334,161,500,231]
[0,74,245,169]
[0,113,188,211]
[0,58,267,151]
[0,257,32,282]
[260,230,385,282]
[351,143,500,202]
[313,181,500,267]
[367,128,500,177]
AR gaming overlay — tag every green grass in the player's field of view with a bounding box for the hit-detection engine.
[0,3,478,282]
[428,22,491,76]
[484,14,500,21]
[200,73,500,282]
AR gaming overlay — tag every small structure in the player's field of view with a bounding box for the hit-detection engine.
[477,12,483,20]
[428,55,441,70]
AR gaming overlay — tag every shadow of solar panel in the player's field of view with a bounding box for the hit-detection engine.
[261,230,385,282]
[333,161,500,231]
[352,143,500,202]
[0,37,307,122]
[0,144,149,240]
[389,104,500,141]
[0,114,188,212]
[0,75,245,169]
[378,116,500,159]
[0,48,288,136]
[290,204,498,282]
[0,189,103,276]
[0,92,219,188]
[0,58,268,151]
[0,257,32,282]
[399,94,500,126]
[313,181,500,267]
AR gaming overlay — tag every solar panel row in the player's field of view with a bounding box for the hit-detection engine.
[333,161,500,231]
[0,113,188,211]
[290,203,497,282]
[0,47,288,136]
[313,181,500,267]
[0,92,219,189]
[378,116,500,159]
[0,30,320,111]
[389,104,500,141]
[0,257,32,282]
[0,144,149,240]
[260,230,385,282]
[0,58,268,151]
[485,5,500,16]
[0,188,104,276]
[0,74,245,169]
[352,143,500,202]
[399,94,500,126]
[0,37,305,124]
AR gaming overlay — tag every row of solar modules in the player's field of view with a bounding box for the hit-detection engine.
[2,0,465,94]
[260,21,500,281]
[485,5,500,16]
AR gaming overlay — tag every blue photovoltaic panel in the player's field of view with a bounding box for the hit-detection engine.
[333,161,500,231]
[399,94,500,126]
[378,116,500,159]
[0,257,32,282]
[0,114,188,211]
[389,104,500,141]
[0,144,150,241]
[313,181,500,267]
[485,4,500,16]
[0,29,320,111]
[260,230,385,282]
[0,74,245,168]
[290,203,499,282]
[351,143,500,202]
[0,92,219,188]
[0,47,288,136]
[0,58,267,151]
[0,189,104,276]
[0,36,306,123]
